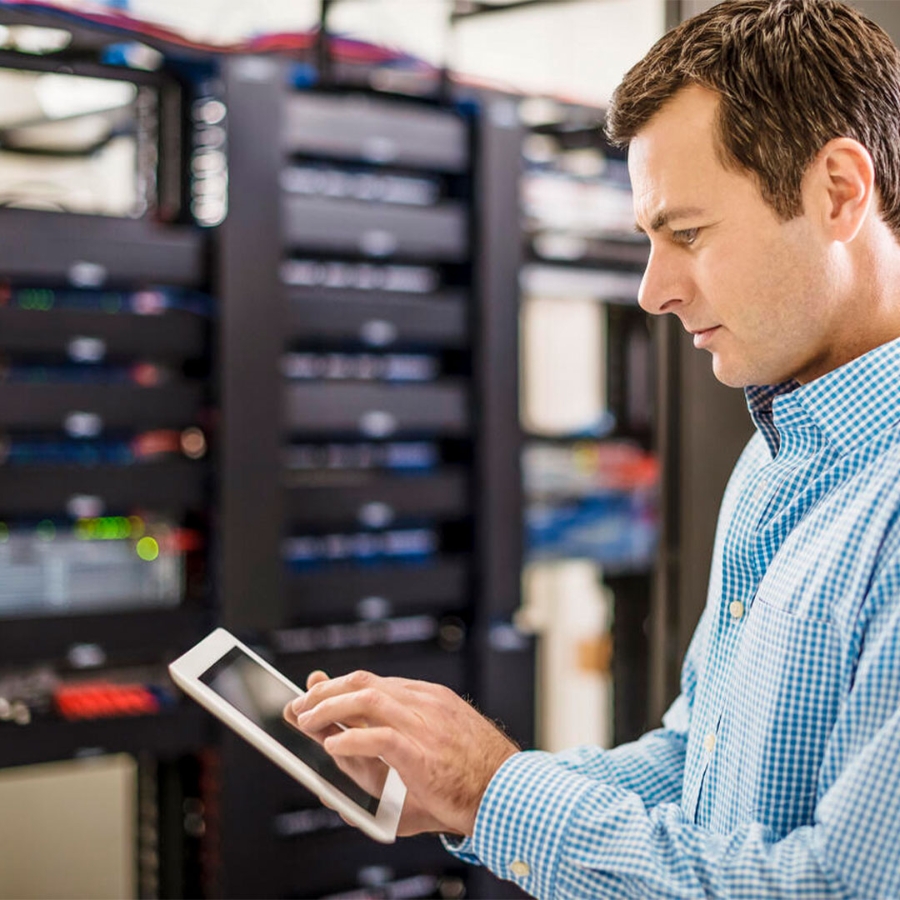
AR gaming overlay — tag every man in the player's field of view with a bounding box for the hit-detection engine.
[290,1,900,896]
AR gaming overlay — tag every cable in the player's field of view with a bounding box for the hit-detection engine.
[0,0,566,99]
[0,0,439,70]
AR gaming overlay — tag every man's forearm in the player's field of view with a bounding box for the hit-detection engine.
[460,751,854,900]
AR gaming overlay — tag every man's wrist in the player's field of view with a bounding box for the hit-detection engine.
[459,744,519,836]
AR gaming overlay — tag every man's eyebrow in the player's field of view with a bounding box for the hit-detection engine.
[634,206,707,235]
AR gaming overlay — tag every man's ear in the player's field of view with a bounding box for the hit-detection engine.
[806,137,875,243]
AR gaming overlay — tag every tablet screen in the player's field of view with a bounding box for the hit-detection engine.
[199,647,380,815]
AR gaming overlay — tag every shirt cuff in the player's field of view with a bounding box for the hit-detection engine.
[469,750,596,896]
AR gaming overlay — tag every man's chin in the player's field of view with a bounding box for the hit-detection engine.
[710,355,753,389]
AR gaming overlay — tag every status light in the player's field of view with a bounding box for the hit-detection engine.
[75,516,134,540]
[19,288,54,311]
[180,427,207,459]
[36,519,56,541]
[136,536,159,561]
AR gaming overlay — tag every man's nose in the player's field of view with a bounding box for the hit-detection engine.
[637,245,688,317]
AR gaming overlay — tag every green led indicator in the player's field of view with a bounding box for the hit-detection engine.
[20,289,53,311]
[0,522,8,543]
[74,516,134,541]
[101,517,119,539]
[36,519,56,542]
[136,536,159,561]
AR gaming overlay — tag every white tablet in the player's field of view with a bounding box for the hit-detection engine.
[168,628,406,843]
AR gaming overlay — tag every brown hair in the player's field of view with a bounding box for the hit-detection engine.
[606,0,900,238]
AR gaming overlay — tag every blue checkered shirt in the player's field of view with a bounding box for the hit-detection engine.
[445,337,900,898]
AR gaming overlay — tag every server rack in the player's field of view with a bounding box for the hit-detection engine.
[517,99,659,748]
[217,61,532,899]
[0,36,218,898]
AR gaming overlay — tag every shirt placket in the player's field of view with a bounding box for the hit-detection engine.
[683,463,781,824]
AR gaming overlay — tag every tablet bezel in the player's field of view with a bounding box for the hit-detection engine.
[168,627,406,844]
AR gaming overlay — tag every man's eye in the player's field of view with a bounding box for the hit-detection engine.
[673,228,699,245]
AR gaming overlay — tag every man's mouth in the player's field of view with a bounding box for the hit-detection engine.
[690,326,720,349]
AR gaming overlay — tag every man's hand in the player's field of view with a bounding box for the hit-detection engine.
[287,670,519,838]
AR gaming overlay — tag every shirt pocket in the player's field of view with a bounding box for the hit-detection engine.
[719,597,842,836]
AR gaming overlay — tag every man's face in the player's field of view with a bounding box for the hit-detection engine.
[629,85,842,387]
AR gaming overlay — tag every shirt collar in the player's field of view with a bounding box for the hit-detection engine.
[744,336,900,457]
[744,381,799,456]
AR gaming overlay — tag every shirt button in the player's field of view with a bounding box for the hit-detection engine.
[729,600,745,620]
[509,860,531,878]
[703,732,716,753]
